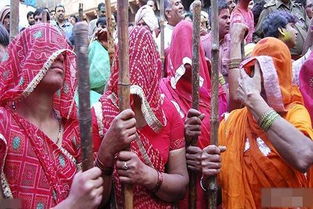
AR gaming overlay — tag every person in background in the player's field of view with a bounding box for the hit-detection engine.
[296,0,313,19]
[200,11,209,35]
[156,0,185,52]
[27,11,35,26]
[227,0,236,13]
[254,0,309,58]
[88,17,111,105]
[0,6,10,33]
[0,23,9,62]
[147,0,157,11]
[34,8,51,24]
[54,4,73,42]
[89,2,106,40]
[202,0,231,87]
[230,0,254,43]
[69,15,78,26]
[50,9,56,21]
[135,5,159,36]
[251,0,266,27]
[248,0,254,9]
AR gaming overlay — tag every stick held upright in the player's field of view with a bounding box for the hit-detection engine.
[117,0,133,208]
[189,1,201,209]
[74,22,93,171]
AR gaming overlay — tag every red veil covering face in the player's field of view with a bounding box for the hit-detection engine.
[99,26,172,208]
[219,38,313,209]
[0,24,79,208]
[159,20,227,209]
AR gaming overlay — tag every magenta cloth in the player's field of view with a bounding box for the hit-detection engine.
[160,20,227,209]
[230,6,254,43]
[201,33,231,77]
[299,50,313,122]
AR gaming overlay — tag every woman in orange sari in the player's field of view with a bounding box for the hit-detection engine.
[185,37,313,208]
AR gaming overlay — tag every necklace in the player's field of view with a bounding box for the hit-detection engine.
[54,111,63,146]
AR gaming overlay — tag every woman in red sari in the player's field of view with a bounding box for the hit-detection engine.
[159,20,227,209]
[0,24,103,209]
[92,26,188,208]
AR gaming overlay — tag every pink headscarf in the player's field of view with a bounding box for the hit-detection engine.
[299,51,313,121]
[0,23,77,120]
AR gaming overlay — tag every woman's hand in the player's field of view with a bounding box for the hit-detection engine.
[97,109,137,168]
[201,145,226,177]
[230,22,248,44]
[186,145,203,172]
[237,62,262,107]
[56,167,104,209]
[184,108,205,141]
[116,151,157,189]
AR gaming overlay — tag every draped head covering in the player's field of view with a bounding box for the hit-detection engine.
[100,26,171,208]
[0,23,77,119]
[160,20,227,209]
[135,5,159,32]
[219,37,310,209]
[0,6,9,25]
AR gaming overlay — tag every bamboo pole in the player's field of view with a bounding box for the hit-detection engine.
[105,0,116,66]
[78,3,84,22]
[117,0,133,208]
[160,0,165,76]
[189,1,201,209]
[208,0,219,207]
[9,0,19,41]
[74,22,94,171]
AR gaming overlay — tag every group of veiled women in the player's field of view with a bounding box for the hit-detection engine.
[0,16,312,209]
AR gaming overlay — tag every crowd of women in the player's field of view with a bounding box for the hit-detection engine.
[0,0,313,208]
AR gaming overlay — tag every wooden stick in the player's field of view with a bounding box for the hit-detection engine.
[9,0,19,41]
[78,3,84,22]
[159,0,165,76]
[117,0,133,208]
[208,0,219,207]
[105,0,116,66]
[42,9,48,23]
[74,22,93,171]
[189,1,201,209]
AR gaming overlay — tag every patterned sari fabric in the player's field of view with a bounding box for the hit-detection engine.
[0,24,80,209]
[99,26,179,209]
[159,20,227,209]
[219,37,313,209]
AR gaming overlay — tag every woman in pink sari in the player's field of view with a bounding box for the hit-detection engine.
[159,20,227,209]
[92,26,188,208]
[0,24,103,209]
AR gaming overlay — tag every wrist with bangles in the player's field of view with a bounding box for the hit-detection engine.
[229,58,242,69]
[150,169,164,193]
[95,157,114,176]
[258,108,280,132]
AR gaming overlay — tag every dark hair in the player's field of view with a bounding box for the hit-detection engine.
[50,9,55,13]
[70,15,78,23]
[0,24,9,47]
[27,11,34,19]
[34,8,51,21]
[96,17,107,27]
[208,0,228,20]
[252,0,266,25]
[97,2,105,10]
[55,4,65,12]
[262,11,297,38]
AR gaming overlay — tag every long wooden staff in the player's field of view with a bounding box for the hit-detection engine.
[74,22,94,171]
[208,0,219,207]
[105,0,116,66]
[189,1,201,209]
[78,3,84,22]
[9,0,19,41]
[117,0,133,208]
[160,0,165,76]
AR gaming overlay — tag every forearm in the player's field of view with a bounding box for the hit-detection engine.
[228,42,242,111]
[247,93,313,172]
[155,173,188,202]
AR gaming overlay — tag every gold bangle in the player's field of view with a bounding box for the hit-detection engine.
[219,75,226,85]
[259,110,280,131]
[229,58,242,69]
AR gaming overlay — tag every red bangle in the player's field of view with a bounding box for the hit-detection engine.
[95,158,113,176]
[151,170,163,193]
